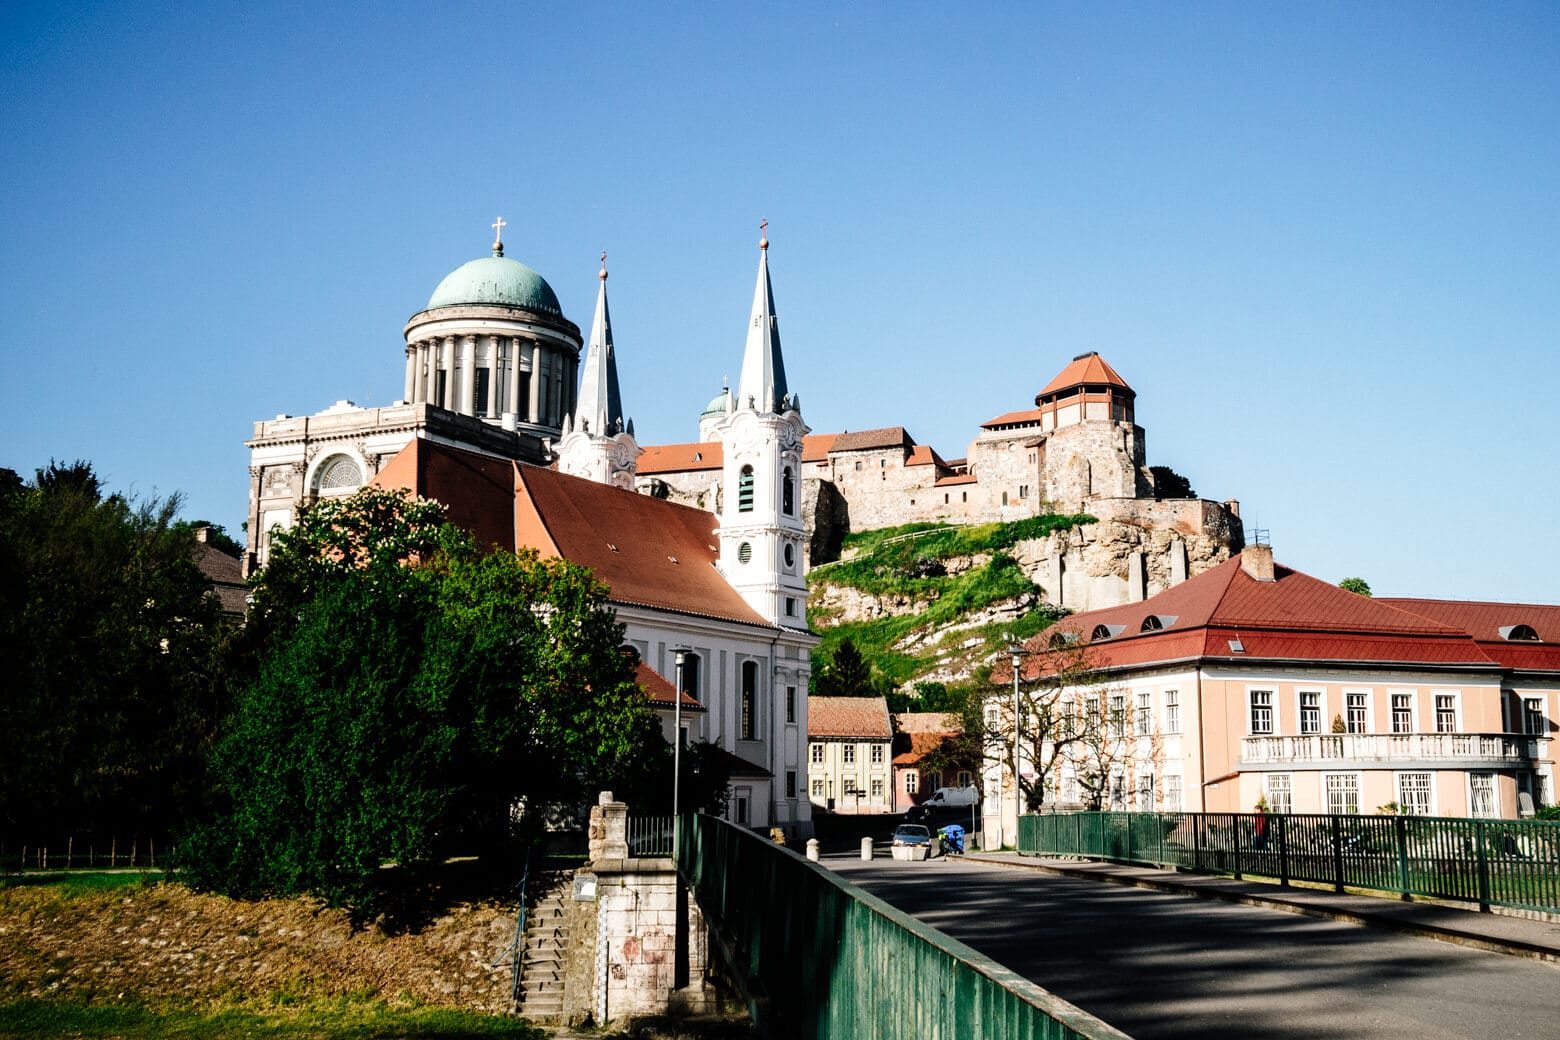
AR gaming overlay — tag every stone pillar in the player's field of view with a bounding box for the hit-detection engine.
[459,336,476,415]
[1128,552,1146,603]
[506,338,522,421]
[403,346,416,402]
[488,335,502,416]
[441,337,456,410]
[419,341,432,403]
[529,347,544,426]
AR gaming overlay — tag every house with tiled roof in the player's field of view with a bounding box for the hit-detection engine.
[983,543,1558,842]
[892,712,977,813]
[807,697,893,814]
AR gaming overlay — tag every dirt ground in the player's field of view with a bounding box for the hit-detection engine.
[0,878,518,1013]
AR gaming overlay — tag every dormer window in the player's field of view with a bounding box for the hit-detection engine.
[1141,614,1178,633]
[1500,624,1541,642]
[1091,624,1125,641]
[1049,631,1080,648]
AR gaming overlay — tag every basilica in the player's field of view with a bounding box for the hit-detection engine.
[245,222,817,836]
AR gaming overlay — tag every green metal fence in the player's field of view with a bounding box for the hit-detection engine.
[679,814,1133,1040]
[1019,811,1560,913]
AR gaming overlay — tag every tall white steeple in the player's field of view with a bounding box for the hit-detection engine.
[716,225,809,629]
[558,253,641,489]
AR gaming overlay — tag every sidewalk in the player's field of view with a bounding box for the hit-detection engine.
[965,851,1560,964]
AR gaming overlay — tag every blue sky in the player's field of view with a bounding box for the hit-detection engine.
[3,2,1556,601]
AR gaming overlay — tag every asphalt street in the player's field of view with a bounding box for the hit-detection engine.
[830,853,1560,1040]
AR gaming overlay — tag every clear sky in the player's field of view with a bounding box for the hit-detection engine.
[3,2,1556,602]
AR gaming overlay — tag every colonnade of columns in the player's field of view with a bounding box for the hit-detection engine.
[402,333,576,428]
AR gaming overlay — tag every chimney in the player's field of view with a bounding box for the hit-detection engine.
[1241,544,1275,582]
[194,525,210,544]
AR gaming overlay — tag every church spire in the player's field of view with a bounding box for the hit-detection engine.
[735,221,791,414]
[575,252,625,436]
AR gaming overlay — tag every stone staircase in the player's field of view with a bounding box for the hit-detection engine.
[517,874,572,1024]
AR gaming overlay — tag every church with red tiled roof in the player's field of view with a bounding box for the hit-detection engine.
[979,543,1559,842]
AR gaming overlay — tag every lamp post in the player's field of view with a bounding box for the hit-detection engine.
[1007,640,1026,846]
[672,647,690,850]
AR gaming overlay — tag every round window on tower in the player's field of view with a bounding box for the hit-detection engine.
[783,543,795,568]
[738,542,753,564]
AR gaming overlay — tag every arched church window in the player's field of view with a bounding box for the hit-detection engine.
[741,660,759,740]
[782,467,795,515]
[314,454,363,496]
[739,466,755,512]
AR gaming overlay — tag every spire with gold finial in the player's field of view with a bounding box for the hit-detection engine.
[736,219,790,414]
[573,250,625,437]
[491,216,507,257]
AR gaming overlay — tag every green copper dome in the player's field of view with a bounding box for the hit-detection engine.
[702,391,732,416]
[426,253,563,316]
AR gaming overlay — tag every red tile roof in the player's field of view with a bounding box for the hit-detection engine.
[1038,352,1134,398]
[637,442,722,474]
[830,427,912,453]
[634,660,705,711]
[802,434,837,463]
[981,407,1047,430]
[895,711,961,734]
[373,440,773,629]
[1383,598,1560,672]
[808,696,892,738]
[905,444,946,469]
[893,730,951,766]
[1017,555,1498,675]
[934,473,979,487]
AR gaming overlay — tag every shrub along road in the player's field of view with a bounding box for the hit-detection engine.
[832,855,1558,1040]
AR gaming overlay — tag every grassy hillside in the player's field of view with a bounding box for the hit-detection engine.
[808,515,1092,691]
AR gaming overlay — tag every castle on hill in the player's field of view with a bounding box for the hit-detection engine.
[636,351,1245,612]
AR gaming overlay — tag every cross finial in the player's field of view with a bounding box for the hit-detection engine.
[599,250,608,281]
[491,216,507,255]
[759,218,768,251]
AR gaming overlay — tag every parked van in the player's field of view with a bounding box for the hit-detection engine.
[923,786,979,808]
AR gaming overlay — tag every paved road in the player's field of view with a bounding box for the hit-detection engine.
[831,854,1559,1040]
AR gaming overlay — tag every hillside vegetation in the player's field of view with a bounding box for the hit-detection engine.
[808,515,1093,692]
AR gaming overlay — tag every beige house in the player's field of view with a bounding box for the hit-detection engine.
[987,544,1558,842]
[808,697,894,814]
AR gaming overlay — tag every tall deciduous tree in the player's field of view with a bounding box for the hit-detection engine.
[0,461,227,838]
[182,487,663,920]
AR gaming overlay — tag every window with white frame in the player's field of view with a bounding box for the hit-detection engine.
[957,770,973,787]
[1137,772,1154,810]
[1524,696,1546,736]
[1164,690,1181,734]
[1164,774,1184,812]
[842,744,856,765]
[810,779,825,798]
[1397,772,1432,816]
[871,744,884,764]
[1086,694,1100,727]
[1250,689,1275,735]
[1470,772,1497,817]
[871,778,884,800]
[810,743,824,764]
[1110,693,1125,737]
[1435,693,1458,733]
[1346,692,1368,734]
[1391,693,1413,734]
[904,770,920,796]
[1300,690,1321,735]
[1264,773,1293,815]
[1325,773,1360,815]
[1136,691,1153,736]
[1109,774,1126,810]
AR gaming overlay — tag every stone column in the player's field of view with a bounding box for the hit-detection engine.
[488,335,502,416]
[460,336,476,415]
[441,337,457,411]
[506,338,522,420]
[418,341,431,403]
[403,345,416,403]
[529,347,544,425]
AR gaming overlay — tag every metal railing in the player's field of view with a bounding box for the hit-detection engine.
[627,815,674,857]
[680,813,1133,1040]
[1019,811,1560,913]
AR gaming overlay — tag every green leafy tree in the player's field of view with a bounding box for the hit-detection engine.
[0,461,227,838]
[814,637,881,697]
[1150,465,1197,500]
[1339,577,1372,597]
[182,487,663,921]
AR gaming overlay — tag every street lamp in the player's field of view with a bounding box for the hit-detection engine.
[672,647,691,849]
[1007,640,1027,845]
